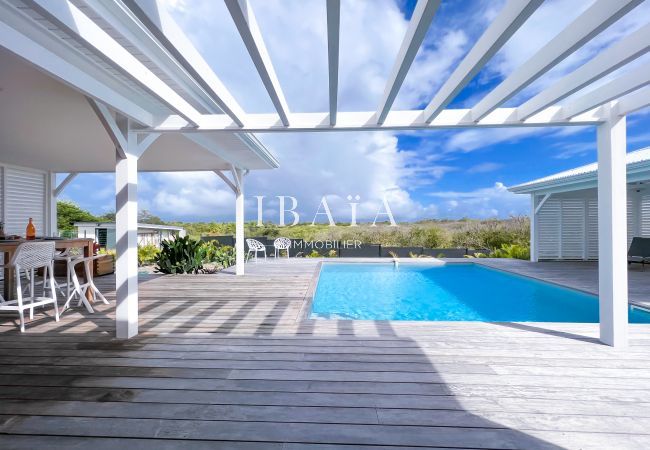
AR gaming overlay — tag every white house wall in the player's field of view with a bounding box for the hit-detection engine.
[0,163,48,237]
[535,187,648,260]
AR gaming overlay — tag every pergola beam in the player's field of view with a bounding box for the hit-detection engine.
[518,23,650,121]
[471,0,643,122]
[225,0,290,126]
[423,0,543,123]
[614,86,650,117]
[54,172,79,197]
[376,0,440,125]
[26,0,203,126]
[124,0,247,127]
[326,0,340,126]
[148,107,604,133]
[562,62,650,119]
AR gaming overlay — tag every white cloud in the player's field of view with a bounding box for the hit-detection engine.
[153,0,476,221]
[428,182,529,218]
[467,162,503,174]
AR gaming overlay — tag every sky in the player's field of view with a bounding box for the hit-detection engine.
[60,0,650,223]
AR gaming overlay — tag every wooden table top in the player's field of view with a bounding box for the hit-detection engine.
[0,238,93,251]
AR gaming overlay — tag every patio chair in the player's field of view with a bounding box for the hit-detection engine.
[23,247,77,298]
[628,237,650,269]
[246,238,267,261]
[62,254,110,313]
[274,237,291,259]
[0,241,59,332]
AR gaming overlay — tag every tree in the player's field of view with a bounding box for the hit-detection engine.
[138,209,165,225]
[98,211,116,221]
[57,200,98,231]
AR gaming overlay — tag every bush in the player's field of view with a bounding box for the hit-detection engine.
[490,243,530,260]
[451,217,529,250]
[155,236,205,274]
[138,244,159,266]
[203,240,236,268]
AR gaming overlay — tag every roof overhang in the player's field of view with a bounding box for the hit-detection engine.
[509,150,650,195]
[0,47,277,172]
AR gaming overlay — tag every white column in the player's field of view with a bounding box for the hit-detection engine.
[235,168,245,275]
[530,194,538,262]
[48,172,57,237]
[597,109,628,347]
[115,151,139,339]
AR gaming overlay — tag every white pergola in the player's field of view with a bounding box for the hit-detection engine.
[1,0,649,345]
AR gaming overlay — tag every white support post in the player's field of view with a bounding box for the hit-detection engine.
[597,107,628,347]
[48,172,57,237]
[530,194,538,262]
[115,140,139,339]
[235,168,245,276]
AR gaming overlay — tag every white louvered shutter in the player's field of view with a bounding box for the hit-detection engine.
[641,192,650,237]
[586,198,599,259]
[537,197,561,259]
[4,167,46,236]
[560,198,585,259]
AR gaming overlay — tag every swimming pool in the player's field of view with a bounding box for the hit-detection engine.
[310,263,650,323]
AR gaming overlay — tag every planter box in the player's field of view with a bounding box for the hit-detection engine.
[422,248,467,258]
[380,246,423,258]
[338,244,381,258]
[201,235,235,247]
[52,254,115,278]
[94,254,115,276]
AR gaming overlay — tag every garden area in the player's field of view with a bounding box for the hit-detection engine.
[58,200,532,275]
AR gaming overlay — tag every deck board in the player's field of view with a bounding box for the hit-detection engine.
[0,258,649,448]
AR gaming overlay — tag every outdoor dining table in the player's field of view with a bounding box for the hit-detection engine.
[0,237,94,300]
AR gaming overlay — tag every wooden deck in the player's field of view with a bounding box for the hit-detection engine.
[1,259,650,449]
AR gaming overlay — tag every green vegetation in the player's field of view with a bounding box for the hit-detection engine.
[175,216,530,253]
[155,236,206,274]
[489,243,531,260]
[57,200,118,232]
[138,244,159,266]
[154,237,237,274]
[202,240,236,268]
[57,202,531,261]
[57,200,98,232]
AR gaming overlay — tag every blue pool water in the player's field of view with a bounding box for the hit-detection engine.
[311,263,650,323]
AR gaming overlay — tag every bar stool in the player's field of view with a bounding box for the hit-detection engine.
[0,241,59,332]
[61,254,109,313]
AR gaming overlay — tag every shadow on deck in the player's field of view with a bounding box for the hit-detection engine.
[0,260,649,448]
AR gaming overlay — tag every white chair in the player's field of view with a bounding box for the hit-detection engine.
[52,247,83,300]
[0,241,59,332]
[273,237,291,259]
[246,239,267,262]
[62,254,109,313]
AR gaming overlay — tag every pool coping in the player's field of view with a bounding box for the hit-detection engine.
[299,258,650,320]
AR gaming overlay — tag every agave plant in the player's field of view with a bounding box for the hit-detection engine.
[155,236,206,274]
